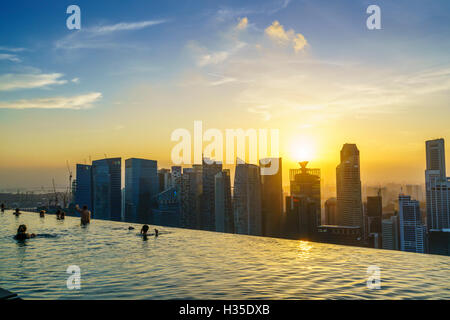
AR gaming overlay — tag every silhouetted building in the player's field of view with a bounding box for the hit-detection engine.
[425,139,450,230]
[92,158,121,221]
[180,166,202,229]
[316,225,363,247]
[201,158,222,231]
[152,187,181,227]
[158,168,171,193]
[336,144,363,227]
[75,164,93,211]
[428,229,450,256]
[399,195,426,253]
[234,162,262,236]
[214,169,234,233]
[325,198,337,225]
[171,166,182,190]
[124,158,158,223]
[260,158,283,237]
[284,195,317,240]
[382,215,399,250]
[366,195,382,248]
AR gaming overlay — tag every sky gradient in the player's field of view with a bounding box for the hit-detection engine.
[1,0,449,190]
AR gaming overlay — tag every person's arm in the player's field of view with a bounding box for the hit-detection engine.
[75,205,82,213]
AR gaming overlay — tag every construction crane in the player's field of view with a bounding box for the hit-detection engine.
[52,178,58,206]
[66,161,73,194]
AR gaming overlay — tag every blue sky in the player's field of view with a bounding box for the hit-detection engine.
[0,0,449,189]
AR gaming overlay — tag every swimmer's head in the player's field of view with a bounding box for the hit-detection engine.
[141,225,149,234]
[82,205,88,210]
[17,225,26,233]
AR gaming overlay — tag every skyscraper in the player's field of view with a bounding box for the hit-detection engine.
[92,158,122,221]
[284,195,317,240]
[366,195,382,233]
[124,158,158,223]
[289,161,321,228]
[324,198,337,225]
[260,157,283,237]
[214,169,234,233]
[233,162,262,236]
[425,138,450,230]
[75,164,93,211]
[398,195,426,253]
[382,215,399,250]
[158,168,171,193]
[336,144,363,227]
[201,158,222,231]
[180,166,202,229]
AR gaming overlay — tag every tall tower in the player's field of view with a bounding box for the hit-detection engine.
[336,144,363,227]
[399,195,426,253]
[214,169,234,233]
[201,158,222,231]
[75,164,93,211]
[233,162,262,236]
[124,158,158,223]
[92,158,122,221]
[425,138,450,230]
[260,157,283,237]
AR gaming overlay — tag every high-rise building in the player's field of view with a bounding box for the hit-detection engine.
[75,164,93,211]
[201,158,222,231]
[233,162,262,236]
[124,158,158,223]
[180,166,202,229]
[382,215,399,250]
[425,139,450,230]
[92,158,122,221]
[171,166,182,190]
[260,158,283,237]
[158,168,171,193]
[428,230,450,256]
[284,195,317,240]
[367,195,382,233]
[214,169,234,233]
[324,198,337,225]
[336,144,363,227]
[398,195,426,253]
[289,161,321,227]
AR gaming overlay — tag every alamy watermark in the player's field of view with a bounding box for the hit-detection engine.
[66,265,81,290]
[170,121,280,175]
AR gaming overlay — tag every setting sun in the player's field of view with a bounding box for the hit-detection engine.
[290,137,317,162]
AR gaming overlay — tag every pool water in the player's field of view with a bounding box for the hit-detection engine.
[0,211,449,299]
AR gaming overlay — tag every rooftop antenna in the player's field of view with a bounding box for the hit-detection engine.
[66,161,73,195]
[299,161,309,173]
[89,155,92,164]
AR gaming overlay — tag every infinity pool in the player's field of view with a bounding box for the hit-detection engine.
[0,210,449,299]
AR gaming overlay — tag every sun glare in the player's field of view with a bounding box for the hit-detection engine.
[290,137,317,162]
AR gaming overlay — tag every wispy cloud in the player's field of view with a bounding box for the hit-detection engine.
[0,73,67,91]
[0,92,102,110]
[0,46,26,52]
[235,17,248,30]
[55,19,167,49]
[0,53,21,62]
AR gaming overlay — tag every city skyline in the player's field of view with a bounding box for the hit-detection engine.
[1,0,450,189]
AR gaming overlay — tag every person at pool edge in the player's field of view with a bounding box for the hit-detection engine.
[14,224,36,240]
[1,203,5,213]
[75,204,91,225]
[39,210,45,218]
[14,208,21,216]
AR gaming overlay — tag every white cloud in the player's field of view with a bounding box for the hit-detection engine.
[265,20,308,52]
[71,77,80,84]
[90,20,167,34]
[55,20,167,50]
[0,46,26,52]
[236,17,248,30]
[0,53,21,62]
[0,92,102,110]
[0,73,67,91]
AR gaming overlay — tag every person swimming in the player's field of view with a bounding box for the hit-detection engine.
[56,209,61,219]
[1,203,5,213]
[39,210,45,218]
[154,229,159,237]
[140,225,149,240]
[13,208,21,216]
[14,225,36,240]
[75,204,91,225]
[59,211,65,219]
